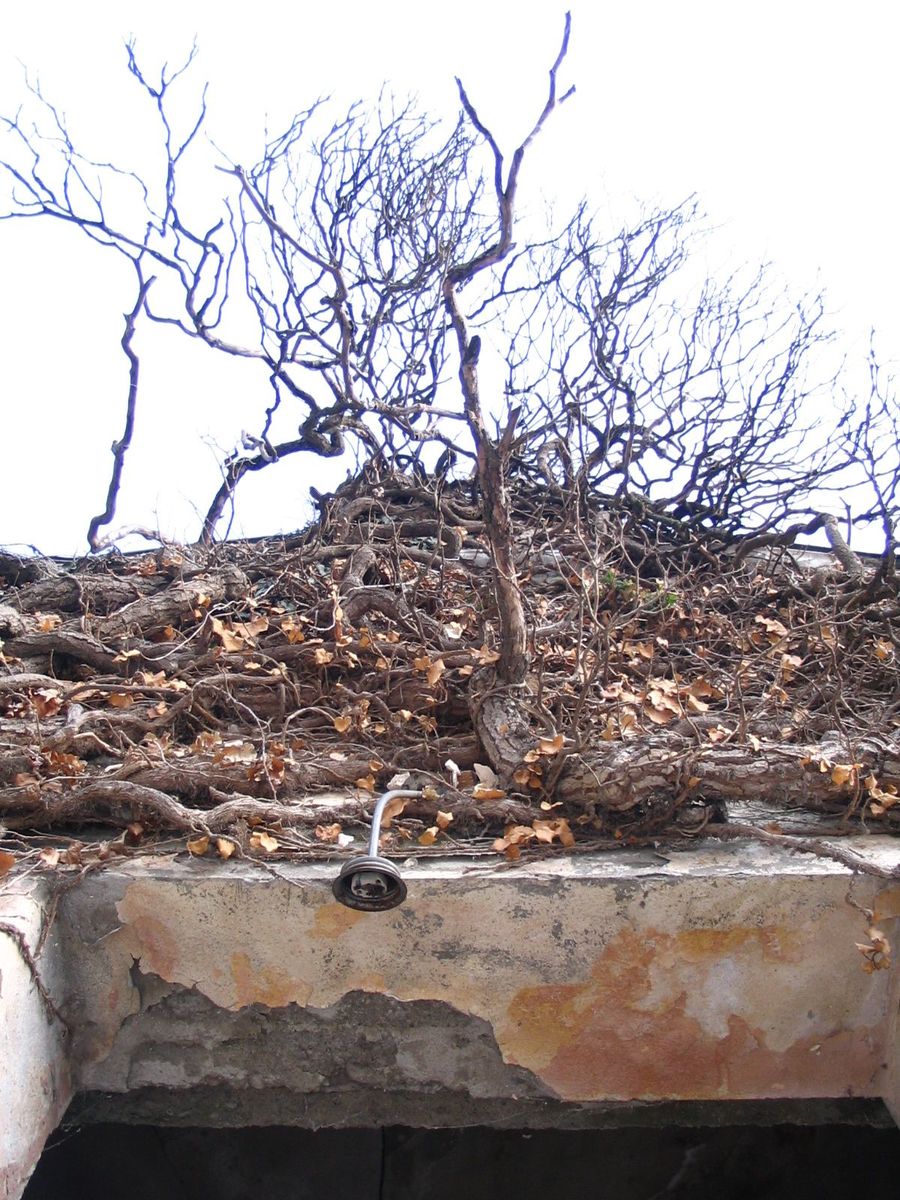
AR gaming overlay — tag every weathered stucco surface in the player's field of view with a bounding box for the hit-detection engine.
[56,839,900,1109]
[0,883,71,1200]
[3,838,899,1198]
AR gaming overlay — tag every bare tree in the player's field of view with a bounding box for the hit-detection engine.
[1,16,899,850]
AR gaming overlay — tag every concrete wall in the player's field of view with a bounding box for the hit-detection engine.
[0,884,71,1200]
[58,839,900,1115]
[3,835,899,1196]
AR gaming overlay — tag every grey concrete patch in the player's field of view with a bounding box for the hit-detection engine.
[80,985,548,1103]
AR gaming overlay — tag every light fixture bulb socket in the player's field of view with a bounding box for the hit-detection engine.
[332,855,408,911]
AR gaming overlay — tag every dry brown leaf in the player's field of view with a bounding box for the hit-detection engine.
[0,850,16,876]
[865,774,898,814]
[684,678,722,700]
[187,834,210,856]
[532,818,575,847]
[31,689,62,718]
[472,785,507,800]
[474,644,501,664]
[645,704,677,725]
[210,616,245,653]
[213,740,257,764]
[249,832,279,853]
[537,733,564,756]
[315,823,343,843]
[39,847,61,867]
[780,653,803,682]
[280,616,306,644]
[137,670,168,686]
[314,647,334,666]
[426,658,446,686]
[333,715,352,733]
[830,764,860,787]
[418,826,439,846]
[355,774,376,792]
[754,614,789,643]
[856,927,891,973]
[124,822,145,846]
[492,824,535,858]
[108,692,134,708]
[619,712,638,738]
[435,810,454,830]
[44,751,86,776]
[193,731,222,753]
[381,794,409,826]
[623,640,655,659]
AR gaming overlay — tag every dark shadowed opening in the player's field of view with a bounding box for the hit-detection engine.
[24,1122,900,1200]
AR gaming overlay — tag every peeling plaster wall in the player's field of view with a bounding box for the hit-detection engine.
[55,840,900,1118]
[0,884,71,1200]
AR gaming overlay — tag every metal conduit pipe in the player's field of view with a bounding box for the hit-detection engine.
[331,789,421,911]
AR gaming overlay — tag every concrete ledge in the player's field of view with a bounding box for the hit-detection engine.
[3,836,899,1196]
[65,1088,895,1131]
[59,838,900,1110]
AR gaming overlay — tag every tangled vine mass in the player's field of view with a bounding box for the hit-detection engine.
[0,19,898,877]
[1,467,898,871]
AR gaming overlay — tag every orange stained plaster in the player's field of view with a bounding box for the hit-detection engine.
[125,913,179,979]
[230,951,312,1009]
[312,903,366,939]
[501,925,883,1102]
[351,972,388,993]
[673,925,804,965]
[873,884,900,921]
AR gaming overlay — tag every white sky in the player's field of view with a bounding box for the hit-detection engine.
[1,0,897,554]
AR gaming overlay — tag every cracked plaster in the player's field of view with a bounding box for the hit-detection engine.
[57,840,900,1106]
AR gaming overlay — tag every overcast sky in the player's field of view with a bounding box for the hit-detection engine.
[1,0,897,554]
